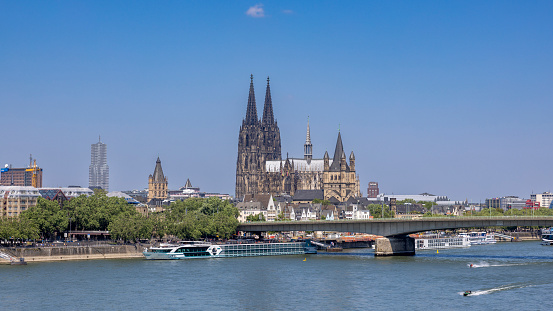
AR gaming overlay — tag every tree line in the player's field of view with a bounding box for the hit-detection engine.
[0,192,239,243]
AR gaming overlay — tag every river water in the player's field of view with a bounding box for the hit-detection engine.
[2,241,553,310]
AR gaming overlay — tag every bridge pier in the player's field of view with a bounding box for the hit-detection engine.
[374,235,415,256]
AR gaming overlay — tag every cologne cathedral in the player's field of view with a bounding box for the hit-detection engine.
[235,75,360,202]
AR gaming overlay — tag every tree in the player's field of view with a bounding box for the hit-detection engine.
[21,197,68,240]
[246,213,265,222]
[367,204,394,218]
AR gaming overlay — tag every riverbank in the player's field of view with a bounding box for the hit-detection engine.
[0,244,147,264]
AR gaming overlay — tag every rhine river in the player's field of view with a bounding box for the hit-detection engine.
[2,241,553,310]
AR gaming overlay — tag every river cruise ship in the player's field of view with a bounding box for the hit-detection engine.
[459,232,497,245]
[414,233,471,250]
[143,240,316,260]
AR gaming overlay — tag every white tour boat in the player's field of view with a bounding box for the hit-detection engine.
[415,233,471,250]
[143,240,317,260]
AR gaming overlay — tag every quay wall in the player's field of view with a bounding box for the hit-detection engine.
[1,244,148,263]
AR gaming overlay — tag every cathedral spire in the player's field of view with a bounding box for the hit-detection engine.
[304,117,312,162]
[262,76,274,125]
[245,74,258,125]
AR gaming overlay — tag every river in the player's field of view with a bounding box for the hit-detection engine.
[2,241,553,310]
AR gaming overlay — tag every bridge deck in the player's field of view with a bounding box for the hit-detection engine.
[237,216,553,237]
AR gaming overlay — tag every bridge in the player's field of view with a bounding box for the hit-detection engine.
[237,216,553,256]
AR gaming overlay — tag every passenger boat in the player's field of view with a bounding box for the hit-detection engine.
[541,228,553,246]
[414,233,471,250]
[143,240,316,260]
[458,232,496,245]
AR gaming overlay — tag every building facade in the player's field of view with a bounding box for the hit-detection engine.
[0,186,40,218]
[89,137,109,192]
[148,157,168,201]
[531,192,553,209]
[367,182,379,198]
[0,167,43,188]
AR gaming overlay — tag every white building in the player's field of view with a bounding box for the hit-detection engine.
[0,186,40,218]
[531,192,553,209]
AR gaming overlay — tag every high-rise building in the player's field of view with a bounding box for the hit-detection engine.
[367,182,379,198]
[89,137,109,192]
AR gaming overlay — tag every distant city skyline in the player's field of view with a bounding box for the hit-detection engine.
[1,1,552,201]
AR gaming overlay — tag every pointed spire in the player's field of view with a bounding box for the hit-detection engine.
[153,157,165,182]
[184,178,192,188]
[245,74,258,125]
[306,116,311,143]
[304,116,312,162]
[262,76,274,125]
[329,131,345,171]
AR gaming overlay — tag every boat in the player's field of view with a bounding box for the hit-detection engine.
[541,228,553,245]
[459,232,496,245]
[414,233,471,250]
[143,240,316,260]
[463,291,472,296]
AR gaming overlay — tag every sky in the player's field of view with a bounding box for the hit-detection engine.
[1,1,552,202]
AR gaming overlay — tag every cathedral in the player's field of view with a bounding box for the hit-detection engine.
[235,75,360,202]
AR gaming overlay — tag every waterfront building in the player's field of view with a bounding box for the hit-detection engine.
[39,187,94,207]
[531,192,553,209]
[148,157,168,201]
[0,157,43,188]
[486,198,500,209]
[89,137,109,192]
[0,186,40,218]
[367,182,379,198]
[499,196,527,210]
[376,193,449,203]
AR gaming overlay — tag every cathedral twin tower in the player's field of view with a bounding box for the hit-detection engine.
[235,75,360,202]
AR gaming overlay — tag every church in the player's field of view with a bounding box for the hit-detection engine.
[235,75,360,203]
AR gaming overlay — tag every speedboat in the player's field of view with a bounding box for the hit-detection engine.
[463,291,472,296]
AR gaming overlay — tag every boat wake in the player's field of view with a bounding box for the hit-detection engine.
[458,283,534,296]
[468,261,527,268]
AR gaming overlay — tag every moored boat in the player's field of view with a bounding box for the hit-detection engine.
[459,232,496,245]
[414,232,471,250]
[541,228,553,246]
[143,240,316,260]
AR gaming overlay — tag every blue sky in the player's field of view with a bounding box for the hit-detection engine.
[1,1,552,201]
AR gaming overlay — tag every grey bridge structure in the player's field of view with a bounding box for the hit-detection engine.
[237,216,553,256]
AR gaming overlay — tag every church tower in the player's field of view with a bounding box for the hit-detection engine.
[322,131,360,202]
[260,77,282,164]
[236,75,282,200]
[148,157,168,201]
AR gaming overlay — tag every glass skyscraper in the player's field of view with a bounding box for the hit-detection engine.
[89,137,109,192]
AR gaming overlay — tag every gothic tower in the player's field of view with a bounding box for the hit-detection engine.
[260,77,282,164]
[236,75,282,200]
[148,157,168,201]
